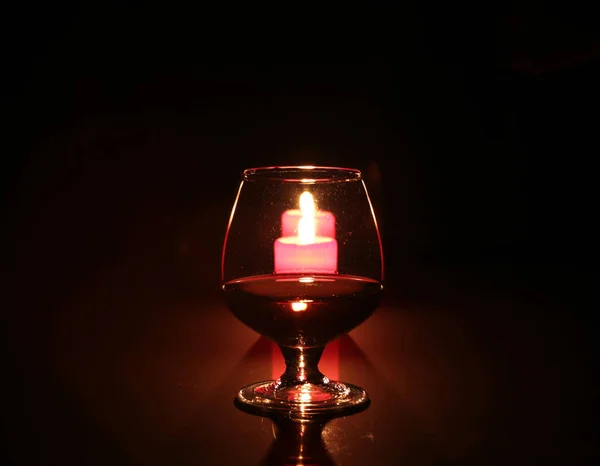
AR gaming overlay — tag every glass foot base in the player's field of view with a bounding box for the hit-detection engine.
[236,380,370,420]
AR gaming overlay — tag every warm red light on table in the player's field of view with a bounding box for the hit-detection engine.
[274,192,338,274]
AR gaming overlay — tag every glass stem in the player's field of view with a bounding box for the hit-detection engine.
[277,345,328,387]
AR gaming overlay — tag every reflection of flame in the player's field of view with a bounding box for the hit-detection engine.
[291,301,308,312]
[298,277,314,284]
[298,392,311,402]
[298,191,316,244]
[298,383,312,405]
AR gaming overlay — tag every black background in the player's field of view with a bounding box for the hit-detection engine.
[4,1,599,268]
[3,1,599,464]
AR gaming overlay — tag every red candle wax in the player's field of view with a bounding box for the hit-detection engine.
[274,191,338,274]
[281,209,335,238]
[274,237,338,274]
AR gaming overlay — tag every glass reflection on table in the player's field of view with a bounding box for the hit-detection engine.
[259,416,336,466]
[234,335,373,465]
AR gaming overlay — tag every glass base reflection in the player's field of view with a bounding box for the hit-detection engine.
[237,380,369,420]
[235,395,371,465]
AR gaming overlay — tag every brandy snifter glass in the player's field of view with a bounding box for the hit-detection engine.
[222,166,383,417]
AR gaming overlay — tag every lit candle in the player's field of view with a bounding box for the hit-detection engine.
[281,210,335,238]
[274,192,338,274]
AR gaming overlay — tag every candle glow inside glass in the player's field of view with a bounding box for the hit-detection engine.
[274,192,338,274]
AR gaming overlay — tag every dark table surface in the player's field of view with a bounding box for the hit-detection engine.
[7,242,596,465]
[4,127,597,465]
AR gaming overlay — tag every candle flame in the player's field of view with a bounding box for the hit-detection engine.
[298,192,316,244]
[299,191,315,216]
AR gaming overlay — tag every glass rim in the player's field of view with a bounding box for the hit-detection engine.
[243,166,362,184]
